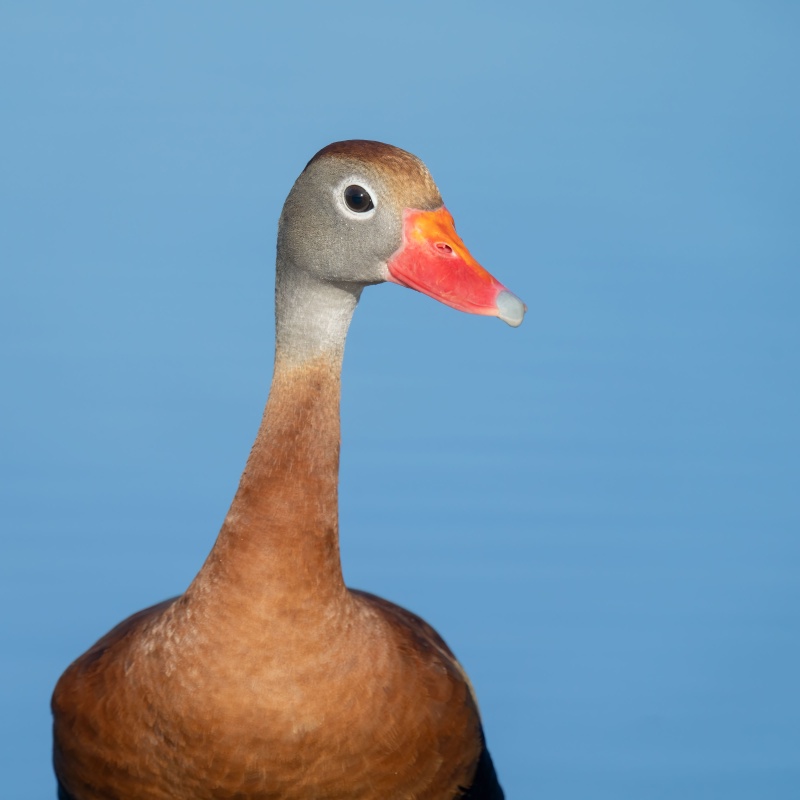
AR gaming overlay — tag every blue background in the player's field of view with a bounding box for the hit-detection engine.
[2,3,798,797]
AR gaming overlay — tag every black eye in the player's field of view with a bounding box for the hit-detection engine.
[344,184,374,213]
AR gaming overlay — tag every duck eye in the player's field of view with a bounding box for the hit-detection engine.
[344,185,374,213]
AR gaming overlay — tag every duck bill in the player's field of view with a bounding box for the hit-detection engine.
[386,207,525,327]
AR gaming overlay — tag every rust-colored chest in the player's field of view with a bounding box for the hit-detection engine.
[53,592,483,799]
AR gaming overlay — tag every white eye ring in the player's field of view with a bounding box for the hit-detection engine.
[334,177,378,219]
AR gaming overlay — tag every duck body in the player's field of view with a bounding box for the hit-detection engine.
[53,141,522,799]
[54,590,487,799]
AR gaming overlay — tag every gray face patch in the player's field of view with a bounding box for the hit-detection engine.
[273,142,445,364]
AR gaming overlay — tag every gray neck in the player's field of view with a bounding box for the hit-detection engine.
[274,257,363,367]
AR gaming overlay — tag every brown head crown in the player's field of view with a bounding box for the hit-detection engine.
[306,140,442,212]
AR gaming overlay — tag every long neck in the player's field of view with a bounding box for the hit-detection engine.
[186,265,361,618]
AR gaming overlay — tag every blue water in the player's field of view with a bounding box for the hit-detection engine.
[2,3,798,797]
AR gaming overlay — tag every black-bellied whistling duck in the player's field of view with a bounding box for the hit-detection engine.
[52,140,525,800]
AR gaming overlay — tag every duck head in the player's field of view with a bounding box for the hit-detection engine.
[278,140,525,327]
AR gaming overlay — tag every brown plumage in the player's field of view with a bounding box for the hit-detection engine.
[52,141,522,799]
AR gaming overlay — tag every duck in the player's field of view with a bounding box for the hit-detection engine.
[52,140,525,800]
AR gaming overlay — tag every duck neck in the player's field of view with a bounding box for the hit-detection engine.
[189,268,362,617]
